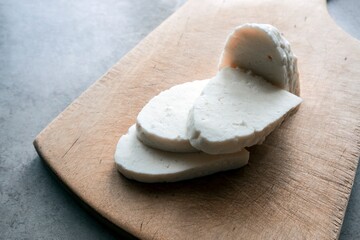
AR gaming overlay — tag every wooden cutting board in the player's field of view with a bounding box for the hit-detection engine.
[34,0,360,239]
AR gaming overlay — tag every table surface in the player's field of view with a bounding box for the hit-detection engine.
[0,0,359,239]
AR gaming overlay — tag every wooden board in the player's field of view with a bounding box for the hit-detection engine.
[34,0,360,239]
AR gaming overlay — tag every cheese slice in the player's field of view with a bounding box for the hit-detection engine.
[115,125,249,183]
[137,80,209,152]
[219,23,299,95]
[187,67,302,154]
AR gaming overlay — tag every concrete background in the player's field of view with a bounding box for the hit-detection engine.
[0,0,359,239]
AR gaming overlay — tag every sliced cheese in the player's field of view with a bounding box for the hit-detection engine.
[115,125,249,183]
[136,80,209,152]
[187,67,302,154]
[219,23,299,95]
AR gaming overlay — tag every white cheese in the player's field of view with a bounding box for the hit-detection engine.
[187,67,302,154]
[115,125,249,183]
[136,80,209,152]
[219,23,299,95]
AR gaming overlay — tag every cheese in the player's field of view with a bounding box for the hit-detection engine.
[187,67,302,154]
[137,80,209,152]
[219,23,299,95]
[115,125,249,183]
[114,23,303,183]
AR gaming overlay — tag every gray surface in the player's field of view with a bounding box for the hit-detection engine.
[0,0,358,239]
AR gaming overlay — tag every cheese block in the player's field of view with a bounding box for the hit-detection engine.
[115,125,249,183]
[219,23,300,95]
[187,67,302,154]
[137,80,209,152]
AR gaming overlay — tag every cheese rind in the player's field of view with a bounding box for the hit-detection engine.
[136,80,209,152]
[115,125,249,183]
[219,23,299,95]
[187,67,302,154]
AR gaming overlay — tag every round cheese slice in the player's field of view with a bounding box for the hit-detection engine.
[187,67,302,155]
[136,80,209,153]
[219,23,300,95]
[115,125,249,183]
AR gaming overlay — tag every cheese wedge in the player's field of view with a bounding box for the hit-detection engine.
[187,67,302,154]
[219,23,299,95]
[137,80,209,152]
[115,125,249,183]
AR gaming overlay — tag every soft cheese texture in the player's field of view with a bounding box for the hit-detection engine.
[187,67,302,154]
[115,125,249,183]
[137,80,209,152]
[219,23,299,95]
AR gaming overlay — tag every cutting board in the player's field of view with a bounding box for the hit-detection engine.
[34,0,360,239]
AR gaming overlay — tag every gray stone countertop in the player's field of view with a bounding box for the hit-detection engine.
[0,0,359,239]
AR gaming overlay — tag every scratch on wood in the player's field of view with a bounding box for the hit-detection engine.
[339,148,347,161]
[176,16,190,46]
[61,136,80,159]
[151,228,160,240]
[177,33,184,46]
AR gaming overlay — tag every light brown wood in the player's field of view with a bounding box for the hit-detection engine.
[34,0,360,239]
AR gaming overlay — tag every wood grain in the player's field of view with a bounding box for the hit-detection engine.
[34,0,360,239]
